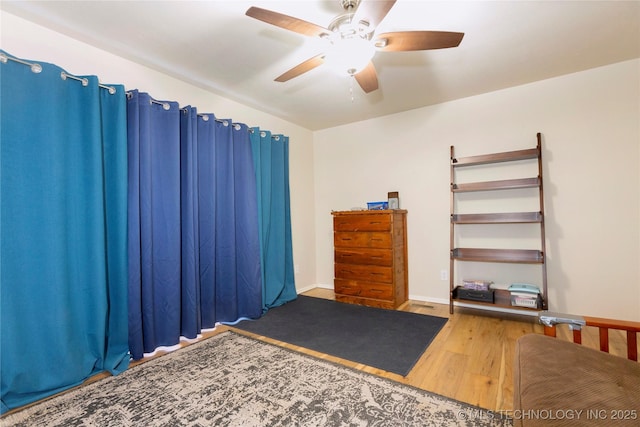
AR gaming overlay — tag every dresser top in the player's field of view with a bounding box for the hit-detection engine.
[332,209,407,216]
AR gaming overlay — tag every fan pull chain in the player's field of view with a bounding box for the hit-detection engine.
[349,76,355,103]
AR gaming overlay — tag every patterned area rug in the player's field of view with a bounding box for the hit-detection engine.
[3,332,511,426]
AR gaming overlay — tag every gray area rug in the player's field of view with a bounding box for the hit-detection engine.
[2,331,511,426]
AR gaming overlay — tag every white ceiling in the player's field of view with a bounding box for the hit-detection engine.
[2,1,639,130]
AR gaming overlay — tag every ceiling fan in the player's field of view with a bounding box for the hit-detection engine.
[246,0,464,93]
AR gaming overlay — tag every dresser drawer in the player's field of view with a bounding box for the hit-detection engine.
[334,263,392,283]
[334,232,391,248]
[333,214,391,232]
[334,279,393,300]
[335,248,392,266]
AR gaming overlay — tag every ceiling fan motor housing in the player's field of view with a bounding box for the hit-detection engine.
[327,14,372,41]
[340,0,360,11]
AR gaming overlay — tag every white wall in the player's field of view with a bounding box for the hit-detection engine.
[314,59,640,321]
[1,10,317,293]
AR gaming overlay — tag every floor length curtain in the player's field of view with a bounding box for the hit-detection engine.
[180,106,202,338]
[127,91,182,359]
[250,130,297,310]
[0,52,129,413]
[127,95,263,360]
[214,121,262,322]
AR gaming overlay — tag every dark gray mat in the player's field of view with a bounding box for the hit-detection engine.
[233,295,448,376]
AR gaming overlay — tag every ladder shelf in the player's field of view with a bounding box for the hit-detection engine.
[449,133,548,314]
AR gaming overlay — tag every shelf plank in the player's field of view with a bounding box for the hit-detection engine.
[451,212,542,224]
[452,289,543,311]
[451,177,540,192]
[452,147,539,167]
[451,248,544,263]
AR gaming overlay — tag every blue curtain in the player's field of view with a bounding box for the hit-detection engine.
[127,94,263,359]
[126,91,182,358]
[1,51,296,413]
[250,130,297,309]
[180,106,202,337]
[214,120,263,322]
[0,52,129,413]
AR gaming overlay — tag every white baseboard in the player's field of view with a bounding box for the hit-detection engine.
[453,301,539,316]
[295,286,537,316]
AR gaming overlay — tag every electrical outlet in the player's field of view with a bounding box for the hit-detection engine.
[440,270,448,281]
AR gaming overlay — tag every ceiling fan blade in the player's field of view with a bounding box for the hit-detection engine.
[375,31,464,51]
[246,6,330,37]
[275,54,326,82]
[352,0,397,31]
[354,62,379,93]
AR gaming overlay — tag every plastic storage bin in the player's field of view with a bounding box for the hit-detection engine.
[367,201,388,210]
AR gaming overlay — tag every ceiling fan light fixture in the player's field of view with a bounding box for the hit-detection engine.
[324,36,375,76]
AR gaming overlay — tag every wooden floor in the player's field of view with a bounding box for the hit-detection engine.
[4,287,635,417]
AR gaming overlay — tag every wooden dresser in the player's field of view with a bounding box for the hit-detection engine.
[332,210,408,309]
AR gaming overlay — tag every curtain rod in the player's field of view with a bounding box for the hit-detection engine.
[179,107,281,138]
[125,91,282,139]
[142,97,245,129]
[0,52,117,94]
[2,52,282,140]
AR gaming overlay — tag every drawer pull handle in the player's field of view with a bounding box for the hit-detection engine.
[370,221,382,225]
[371,289,383,293]
[371,272,384,276]
[341,238,352,241]
[371,238,382,242]
[342,254,352,257]
[341,270,353,274]
[370,256,383,259]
